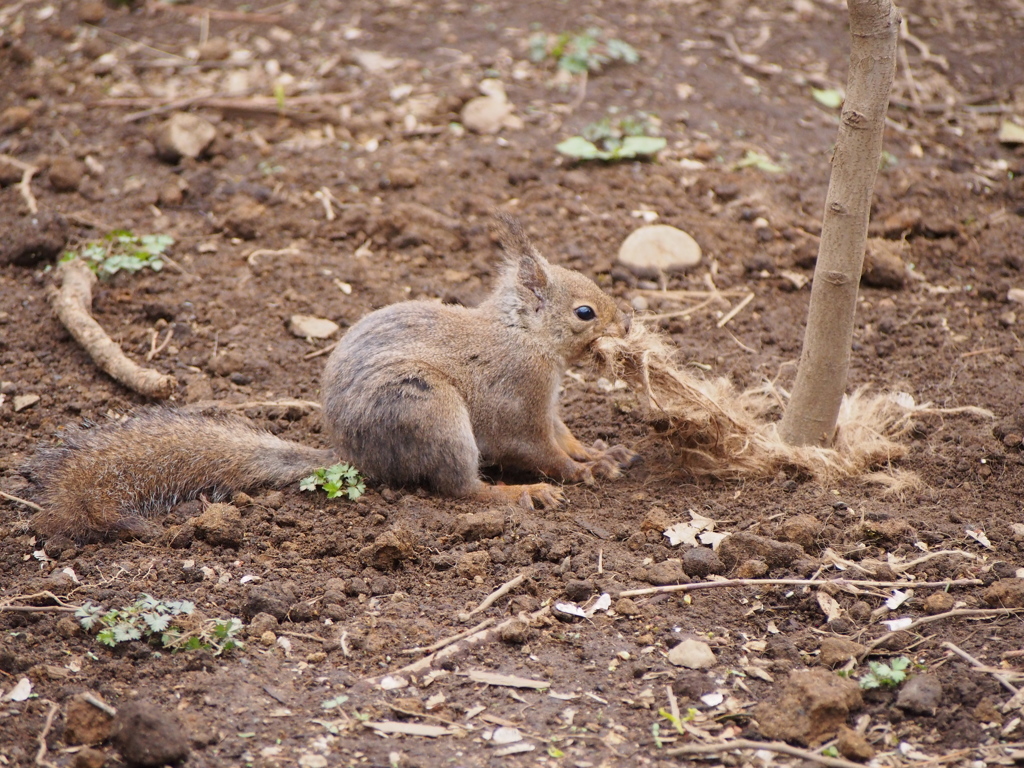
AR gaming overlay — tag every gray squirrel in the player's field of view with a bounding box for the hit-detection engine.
[28,215,638,540]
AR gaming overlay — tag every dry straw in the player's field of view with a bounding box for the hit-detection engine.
[594,321,992,487]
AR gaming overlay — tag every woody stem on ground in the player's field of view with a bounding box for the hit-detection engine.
[779,0,900,446]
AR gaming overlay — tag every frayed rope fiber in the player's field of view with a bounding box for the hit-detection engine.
[594,321,992,486]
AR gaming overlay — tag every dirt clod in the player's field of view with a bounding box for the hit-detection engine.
[0,213,68,267]
[776,514,824,551]
[718,532,804,572]
[64,693,115,746]
[111,701,190,767]
[244,584,296,621]
[896,674,943,716]
[642,558,688,586]
[837,725,876,762]
[755,668,863,746]
[923,592,955,614]
[983,579,1024,608]
[155,112,217,163]
[681,547,724,577]
[818,637,866,667]
[452,509,505,541]
[194,502,244,548]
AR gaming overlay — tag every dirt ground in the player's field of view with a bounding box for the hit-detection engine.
[2,0,1024,766]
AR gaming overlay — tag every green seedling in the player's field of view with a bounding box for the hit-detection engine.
[557,112,666,161]
[859,656,910,689]
[62,230,173,277]
[735,150,784,174]
[300,463,366,500]
[76,594,242,655]
[529,27,638,74]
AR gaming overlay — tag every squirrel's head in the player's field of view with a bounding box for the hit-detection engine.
[493,214,630,363]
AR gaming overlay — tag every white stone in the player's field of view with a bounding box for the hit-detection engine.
[288,315,340,339]
[155,112,217,162]
[13,394,40,412]
[667,638,716,669]
[617,225,702,278]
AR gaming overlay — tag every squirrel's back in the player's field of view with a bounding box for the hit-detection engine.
[28,410,334,541]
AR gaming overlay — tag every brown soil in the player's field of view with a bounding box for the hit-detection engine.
[2,1,1024,766]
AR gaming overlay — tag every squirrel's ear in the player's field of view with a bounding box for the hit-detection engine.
[495,213,549,306]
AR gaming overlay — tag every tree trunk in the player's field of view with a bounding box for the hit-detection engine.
[779,0,901,446]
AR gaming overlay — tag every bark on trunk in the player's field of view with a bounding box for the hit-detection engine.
[779,0,901,446]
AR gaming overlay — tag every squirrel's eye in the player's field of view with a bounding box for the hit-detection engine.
[574,305,596,321]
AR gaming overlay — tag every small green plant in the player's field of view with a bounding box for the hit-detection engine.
[557,112,666,161]
[62,230,173,277]
[859,656,910,689]
[75,594,242,655]
[300,463,366,500]
[529,28,638,74]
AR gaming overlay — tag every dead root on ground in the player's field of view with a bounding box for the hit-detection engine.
[594,321,993,487]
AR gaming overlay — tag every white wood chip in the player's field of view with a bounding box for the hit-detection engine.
[467,670,550,689]
[363,721,451,738]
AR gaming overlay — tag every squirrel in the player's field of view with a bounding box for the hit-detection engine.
[26,214,638,541]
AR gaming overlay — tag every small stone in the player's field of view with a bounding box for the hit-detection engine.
[76,0,107,23]
[1008,288,1024,305]
[617,225,702,278]
[359,528,416,570]
[682,547,724,578]
[882,207,922,236]
[983,579,1024,608]
[455,550,491,580]
[754,668,863,746]
[613,597,643,616]
[564,579,595,603]
[734,558,769,578]
[837,725,876,762]
[154,112,217,163]
[0,212,69,267]
[691,141,717,161]
[640,506,672,532]
[776,514,824,551]
[384,167,420,188]
[499,618,530,645]
[0,106,33,134]
[245,612,279,637]
[65,693,115,745]
[923,592,954,614]
[896,674,943,715]
[667,638,716,669]
[91,52,118,76]
[260,630,277,647]
[999,120,1024,145]
[452,509,505,541]
[460,80,519,134]
[221,196,265,240]
[193,503,244,548]
[197,37,232,61]
[49,157,86,193]
[862,238,907,289]
[111,701,190,767]
[643,558,688,586]
[73,747,107,768]
[818,637,866,667]
[13,394,40,412]
[244,583,296,621]
[288,315,340,340]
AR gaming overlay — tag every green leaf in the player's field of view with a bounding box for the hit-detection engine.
[321,694,349,710]
[606,38,638,64]
[97,628,117,647]
[300,474,320,492]
[811,87,844,109]
[736,150,784,174]
[619,135,667,157]
[142,613,171,633]
[556,136,603,159]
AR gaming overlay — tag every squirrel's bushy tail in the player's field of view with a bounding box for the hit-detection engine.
[27,410,336,541]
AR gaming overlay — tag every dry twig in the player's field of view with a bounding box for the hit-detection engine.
[50,260,177,398]
[665,738,865,768]
[618,577,982,600]
[0,153,39,214]
[0,490,43,512]
[400,617,496,656]
[458,572,527,622]
[941,641,1020,695]
[34,700,60,768]
[859,608,1024,659]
